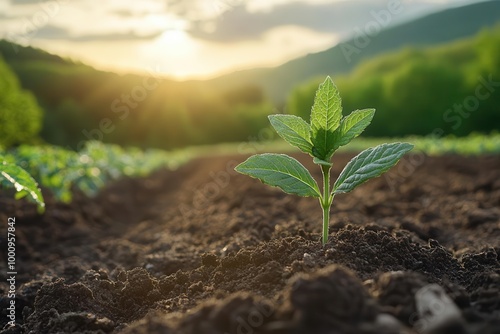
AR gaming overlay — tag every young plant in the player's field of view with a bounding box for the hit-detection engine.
[235,76,413,245]
[0,159,45,213]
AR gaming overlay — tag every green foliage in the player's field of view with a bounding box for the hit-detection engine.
[200,1,500,103]
[41,98,92,148]
[411,132,500,156]
[0,56,43,147]
[0,160,45,213]
[287,81,319,121]
[187,132,500,158]
[268,115,312,154]
[2,9,498,151]
[287,26,500,137]
[235,154,320,197]
[333,143,413,194]
[2,141,189,203]
[1,3,499,151]
[1,40,274,150]
[310,78,342,160]
[332,109,375,151]
[236,77,413,245]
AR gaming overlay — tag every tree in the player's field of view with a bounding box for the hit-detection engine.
[0,56,43,147]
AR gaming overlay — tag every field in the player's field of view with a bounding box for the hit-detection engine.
[2,2,500,333]
[1,139,500,333]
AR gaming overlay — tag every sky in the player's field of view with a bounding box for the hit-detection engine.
[0,0,485,79]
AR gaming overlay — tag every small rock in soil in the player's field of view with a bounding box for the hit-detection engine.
[415,284,466,334]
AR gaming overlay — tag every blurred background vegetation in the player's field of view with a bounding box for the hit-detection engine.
[288,27,500,137]
[0,1,499,152]
[0,54,43,147]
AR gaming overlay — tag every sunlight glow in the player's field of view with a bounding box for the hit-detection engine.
[0,0,477,79]
[155,29,195,56]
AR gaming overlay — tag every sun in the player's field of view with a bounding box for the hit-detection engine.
[154,29,197,58]
[136,27,199,78]
[158,29,190,45]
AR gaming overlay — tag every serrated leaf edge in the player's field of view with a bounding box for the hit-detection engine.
[310,76,342,160]
[235,153,321,198]
[333,142,414,194]
[268,114,313,154]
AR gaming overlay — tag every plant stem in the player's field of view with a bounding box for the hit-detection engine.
[321,165,331,245]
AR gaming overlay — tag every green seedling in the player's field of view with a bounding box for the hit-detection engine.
[0,159,45,213]
[235,76,413,245]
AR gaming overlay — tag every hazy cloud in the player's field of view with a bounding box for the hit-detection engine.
[70,31,163,42]
[113,9,137,17]
[9,0,44,4]
[165,0,245,20]
[182,0,484,43]
[187,0,397,42]
[112,8,157,18]
[33,24,67,39]
[34,24,163,41]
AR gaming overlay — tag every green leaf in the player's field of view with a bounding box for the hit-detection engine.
[0,162,45,213]
[313,157,332,167]
[331,109,375,154]
[268,114,313,154]
[333,142,414,194]
[310,76,343,160]
[14,189,28,200]
[235,153,321,198]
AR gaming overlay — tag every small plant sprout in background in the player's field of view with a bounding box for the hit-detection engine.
[0,159,45,214]
[235,76,413,245]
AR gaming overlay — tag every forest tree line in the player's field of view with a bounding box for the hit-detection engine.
[288,27,500,137]
[1,26,499,150]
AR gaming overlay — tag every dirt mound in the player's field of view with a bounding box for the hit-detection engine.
[1,153,499,333]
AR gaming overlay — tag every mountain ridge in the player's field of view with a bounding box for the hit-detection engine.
[1,1,499,104]
[203,0,500,103]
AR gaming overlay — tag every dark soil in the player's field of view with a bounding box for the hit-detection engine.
[1,153,499,334]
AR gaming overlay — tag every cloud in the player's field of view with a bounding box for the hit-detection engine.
[32,24,67,39]
[70,31,163,42]
[33,24,163,41]
[113,9,137,17]
[183,0,485,43]
[187,0,393,42]
[9,0,42,4]
[165,0,243,20]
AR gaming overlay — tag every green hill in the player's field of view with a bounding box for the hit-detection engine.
[1,1,499,149]
[0,42,273,150]
[287,26,500,137]
[206,0,500,103]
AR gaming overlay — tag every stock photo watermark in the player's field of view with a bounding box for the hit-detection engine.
[178,126,276,222]
[340,0,404,63]
[230,303,274,334]
[211,0,244,15]
[5,0,68,53]
[443,74,500,130]
[409,284,463,333]
[74,66,164,151]
[6,217,17,328]
[166,0,243,19]
[178,159,239,217]
[384,74,500,191]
